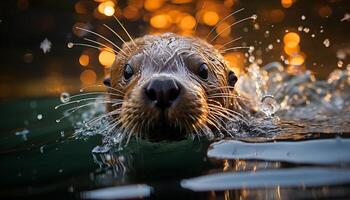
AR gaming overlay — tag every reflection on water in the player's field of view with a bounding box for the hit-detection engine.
[1,0,350,199]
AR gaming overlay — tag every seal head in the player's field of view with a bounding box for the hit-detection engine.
[106,33,241,141]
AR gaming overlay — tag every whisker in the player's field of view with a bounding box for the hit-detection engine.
[80,84,125,95]
[206,8,245,40]
[221,46,253,53]
[112,15,137,48]
[67,42,116,55]
[218,36,243,50]
[210,14,257,43]
[83,38,127,58]
[55,98,122,109]
[103,24,132,52]
[75,26,126,56]
[69,92,123,99]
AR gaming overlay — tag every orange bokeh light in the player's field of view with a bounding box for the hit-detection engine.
[281,0,293,8]
[203,11,219,26]
[97,1,115,16]
[150,14,171,29]
[144,0,164,11]
[284,44,300,56]
[79,54,89,67]
[216,22,231,38]
[179,15,196,30]
[99,50,115,67]
[289,54,305,66]
[80,69,97,85]
[283,32,300,48]
[224,52,245,75]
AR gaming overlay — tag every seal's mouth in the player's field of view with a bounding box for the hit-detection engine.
[145,124,187,141]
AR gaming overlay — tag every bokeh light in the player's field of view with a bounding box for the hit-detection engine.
[79,54,90,67]
[150,14,171,29]
[98,49,115,67]
[80,69,97,85]
[203,11,219,26]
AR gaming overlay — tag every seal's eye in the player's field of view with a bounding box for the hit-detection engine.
[198,63,209,80]
[123,64,134,80]
[228,71,238,86]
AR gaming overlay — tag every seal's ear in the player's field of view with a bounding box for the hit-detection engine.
[228,70,238,87]
[103,77,111,87]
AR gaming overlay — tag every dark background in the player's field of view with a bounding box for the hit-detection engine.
[0,0,349,99]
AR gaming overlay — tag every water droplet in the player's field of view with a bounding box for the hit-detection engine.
[251,14,257,20]
[303,27,310,33]
[15,129,30,141]
[56,119,61,123]
[37,114,43,120]
[59,169,63,173]
[301,15,306,20]
[323,39,330,47]
[268,44,273,50]
[248,56,255,63]
[60,92,70,103]
[298,26,303,31]
[264,30,270,37]
[67,42,74,48]
[40,145,45,154]
[261,95,280,117]
[337,60,344,68]
[248,46,255,53]
[311,34,315,38]
[276,39,281,43]
[60,131,65,137]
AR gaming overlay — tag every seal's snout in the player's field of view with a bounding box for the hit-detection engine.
[145,76,181,110]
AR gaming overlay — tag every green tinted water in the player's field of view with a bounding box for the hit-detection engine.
[1,98,350,199]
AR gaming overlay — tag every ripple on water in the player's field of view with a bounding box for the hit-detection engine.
[181,167,350,191]
[207,138,350,165]
[80,184,153,200]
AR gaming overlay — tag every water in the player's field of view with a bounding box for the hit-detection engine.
[2,1,350,198]
[1,61,350,199]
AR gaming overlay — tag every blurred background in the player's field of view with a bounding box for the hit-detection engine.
[0,0,349,99]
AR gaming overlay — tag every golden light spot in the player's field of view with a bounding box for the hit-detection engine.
[97,1,115,16]
[150,14,171,29]
[284,44,300,56]
[99,50,115,67]
[281,0,293,8]
[103,5,115,16]
[318,5,332,18]
[123,6,140,20]
[179,15,196,30]
[80,69,97,85]
[203,11,219,26]
[283,32,300,48]
[168,10,182,24]
[171,0,192,4]
[144,0,164,11]
[289,54,305,66]
[216,22,231,38]
[224,52,245,75]
[224,0,234,7]
[79,54,89,67]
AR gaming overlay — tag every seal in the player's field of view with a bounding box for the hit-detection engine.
[103,33,250,141]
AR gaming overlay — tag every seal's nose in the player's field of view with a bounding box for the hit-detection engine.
[145,76,181,109]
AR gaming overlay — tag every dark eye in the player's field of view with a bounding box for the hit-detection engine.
[228,71,238,86]
[123,64,134,80]
[198,63,209,80]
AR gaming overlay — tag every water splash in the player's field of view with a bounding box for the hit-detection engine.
[60,92,70,103]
